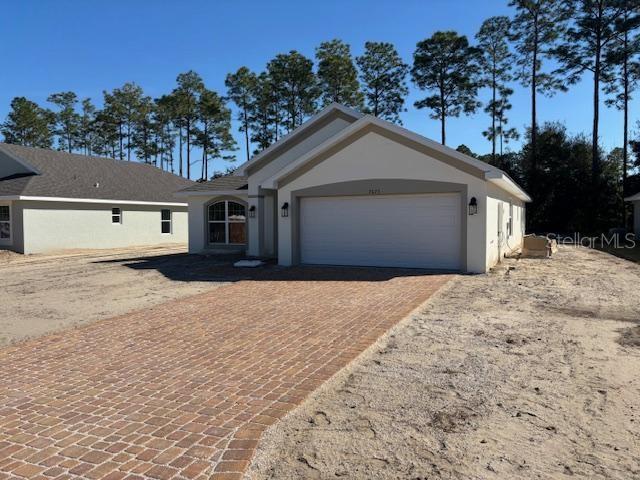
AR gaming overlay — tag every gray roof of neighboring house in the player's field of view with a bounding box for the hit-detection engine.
[179,175,248,192]
[0,143,194,203]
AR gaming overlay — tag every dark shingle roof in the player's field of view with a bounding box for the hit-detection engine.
[179,175,248,193]
[0,143,194,203]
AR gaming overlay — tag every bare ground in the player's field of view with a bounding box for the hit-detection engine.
[0,245,231,346]
[247,247,640,480]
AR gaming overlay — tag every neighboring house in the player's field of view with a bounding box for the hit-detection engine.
[177,103,531,273]
[0,143,193,254]
[626,192,640,236]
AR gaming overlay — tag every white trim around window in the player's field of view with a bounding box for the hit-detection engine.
[0,203,12,245]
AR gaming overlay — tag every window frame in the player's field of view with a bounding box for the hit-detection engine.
[111,207,122,225]
[161,209,172,235]
[207,200,246,245]
[0,203,11,244]
[507,203,514,237]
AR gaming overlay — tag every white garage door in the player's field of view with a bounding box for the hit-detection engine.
[300,193,462,270]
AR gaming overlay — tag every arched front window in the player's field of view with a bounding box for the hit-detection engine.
[208,201,246,245]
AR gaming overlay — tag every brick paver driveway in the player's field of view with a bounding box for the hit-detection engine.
[0,266,450,480]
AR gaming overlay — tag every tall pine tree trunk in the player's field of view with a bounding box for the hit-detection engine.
[592,47,601,183]
[186,120,191,180]
[179,126,183,177]
[622,30,629,228]
[201,122,208,181]
[531,43,538,173]
[440,86,446,145]
[491,69,497,162]
[590,28,603,233]
[244,102,250,161]
[119,124,124,160]
[127,123,131,161]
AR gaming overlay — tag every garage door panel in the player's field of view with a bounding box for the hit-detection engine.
[300,193,461,270]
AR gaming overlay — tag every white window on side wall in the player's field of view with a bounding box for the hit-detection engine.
[0,205,11,242]
[161,209,172,234]
[112,207,122,224]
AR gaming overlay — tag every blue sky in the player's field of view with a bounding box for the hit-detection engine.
[0,0,633,176]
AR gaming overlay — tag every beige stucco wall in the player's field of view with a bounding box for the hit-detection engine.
[17,200,188,254]
[485,184,526,270]
[187,194,247,254]
[275,131,490,273]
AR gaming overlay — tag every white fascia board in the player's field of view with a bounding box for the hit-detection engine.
[236,103,363,176]
[174,190,248,198]
[624,193,640,202]
[0,195,188,206]
[485,171,532,202]
[267,115,501,189]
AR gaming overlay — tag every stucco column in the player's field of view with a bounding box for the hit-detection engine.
[247,195,263,257]
[277,189,293,266]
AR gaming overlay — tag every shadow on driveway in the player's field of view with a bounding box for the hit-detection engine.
[93,252,456,283]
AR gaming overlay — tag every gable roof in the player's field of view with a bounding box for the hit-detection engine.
[0,143,194,204]
[179,175,248,193]
[235,103,363,176]
[625,192,640,201]
[259,114,531,202]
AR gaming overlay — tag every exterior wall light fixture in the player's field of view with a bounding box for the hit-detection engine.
[468,197,478,215]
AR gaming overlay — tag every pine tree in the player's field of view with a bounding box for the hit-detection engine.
[195,89,236,180]
[411,31,481,145]
[47,91,80,152]
[79,98,96,155]
[316,39,363,108]
[131,96,156,164]
[509,0,568,176]
[476,17,516,161]
[102,90,126,160]
[248,72,278,153]
[225,67,257,162]
[173,71,204,178]
[155,95,178,172]
[493,86,520,156]
[554,0,627,186]
[267,51,319,132]
[356,42,408,123]
[1,97,54,148]
[603,0,640,225]
[92,107,120,158]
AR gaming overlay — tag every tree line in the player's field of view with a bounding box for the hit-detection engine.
[2,0,639,233]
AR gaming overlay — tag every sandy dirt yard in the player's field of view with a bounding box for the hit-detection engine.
[0,245,231,346]
[247,247,640,480]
